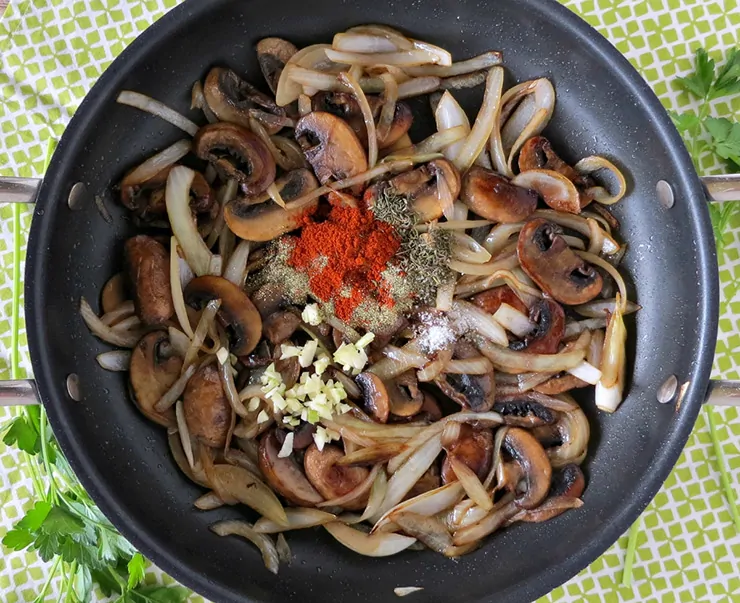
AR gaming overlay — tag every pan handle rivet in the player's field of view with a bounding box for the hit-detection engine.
[66,373,82,401]
[657,374,678,404]
[656,180,674,209]
[67,182,87,211]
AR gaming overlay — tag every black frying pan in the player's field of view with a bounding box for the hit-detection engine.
[2,0,739,601]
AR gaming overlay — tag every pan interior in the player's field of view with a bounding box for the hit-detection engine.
[26,1,716,602]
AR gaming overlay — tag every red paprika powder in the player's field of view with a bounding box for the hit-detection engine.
[288,205,401,322]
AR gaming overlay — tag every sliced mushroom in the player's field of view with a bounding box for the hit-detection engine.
[129,331,182,427]
[257,38,298,95]
[493,393,557,428]
[263,310,302,345]
[274,355,301,390]
[124,235,174,326]
[304,443,371,511]
[259,430,324,506]
[374,99,413,149]
[435,341,495,412]
[517,218,603,305]
[417,392,443,421]
[295,112,368,193]
[514,464,585,523]
[407,465,442,499]
[534,373,588,395]
[251,282,289,320]
[364,159,461,222]
[460,166,538,223]
[101,272,126,314]
[276,422,316,451]
[356,372,390,423]
[512,169,581,215]
[203,67,287,134]
[509,298,565,355]
[183,364,231,448]
[518,137,591,186]
[193,122,276,196]
[471,285,528,316]
[388,371,425,418]
[532,403,589,468]
[441,424,493,484]
[184,275,263,356]
[122,166,215,220]
[224,169,320,242]
[502,427,552,509]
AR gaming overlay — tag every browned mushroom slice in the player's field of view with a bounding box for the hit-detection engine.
[183,364,231,448]
[304,443,371,511]
[124,235,174,326]
[263,310,302,345]
[493,393,557,428]
[356,372,390,423]
[503,427,552,509]
[532,403,590,468]
[130,167,215,218]
[224,169,320,242]
[435,341,495,412]
[257,38,298,95]
[508,298,565,355]
[374,100,413,150]
[534,373,588,395]
[129,331,182,427]
[471,285,529,316]
[184,275,263,356]
[388,371,425,418]
[517,218,603,305]
[274,355,301,390]
[417,392,443,421]
[364,159,461,222]
[515,464,585,523]
[295,112,368,194]
[512,169,581,215]
[441,424,493,484]
[460,166,538,223]
[259,431,324,507]
[518,137,591,187]
[203,67,287,134]
[193,122,276,196]
[251,282,289,320]
[312,92,367,144]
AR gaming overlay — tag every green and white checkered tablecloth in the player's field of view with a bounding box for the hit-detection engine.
[1,1,739,601]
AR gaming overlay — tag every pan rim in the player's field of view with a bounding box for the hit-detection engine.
[24,0,719,601]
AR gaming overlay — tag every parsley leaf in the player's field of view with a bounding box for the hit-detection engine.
[2,415,40,455]
[126,585,191,603]
[705,117,740,165]
[127,552,147,589]
[677,47,716,98]
[670,111,701,133]
[711,47,740,99]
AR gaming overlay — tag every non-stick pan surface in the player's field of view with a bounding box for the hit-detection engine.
[25,0,718,601]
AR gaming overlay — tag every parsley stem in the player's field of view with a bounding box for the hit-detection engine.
[33,556,61,603]
[63,561,77,602]
[39,414,59,503]
[704,407,740,532]
[621,515,642,587]
[107,564,128,591]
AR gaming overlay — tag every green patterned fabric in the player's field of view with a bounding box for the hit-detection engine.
[1,1,738,602]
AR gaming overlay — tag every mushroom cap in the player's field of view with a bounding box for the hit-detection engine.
[122,167,215,219]
[441,424,494,484]
[461,166,538,223]
[493,393,557,428]
[517,218,603,305]
[387,371,425,418]
[471,285,529,316]
[124,235,174,326]
[224,168,320,242]
[375,100,413,150]
[129,331,182,427]
[503,427,552,509]
[184,275,263,356]
[519,136,588,187]
[256,38,298,95]
[356,372,390,423]
[435,341,495,412]
[193,122,276,196]
[534,373,588,395]
[549,463,586,499]
[263,310,302,345]
[304,443,370,511]
[258,430,324,506]
[183,363,231,448]
[509,298,565,355]
[295,111,368,191]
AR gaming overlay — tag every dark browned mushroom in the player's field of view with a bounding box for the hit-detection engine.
[512,169,582,215]
[202,67,287,134]
[493,393,557,428]
[356,372,390,423]
[388,371,425,418]
[460,166,538,223]
[193,122,276,196]
[471,285,529,316]
[251,282,289,320]
[224,169,320,242]
[184,275,263,356]
[124,235,174,326]
[441,424,493,484]
[517,218,603,305]
[534,373,588,395]
[259,430,324,506]
[435,341,495,412]
[417,392,443,421]
[276,422,316,451]
[274,355,301,390]
[364,159,461,222]
[374,99,413,150]
[183,364,231,448]
[503,427,552,509]
[519,137,588,187]
[295,112,368,193]
[263,310,302,345]
[304,443,370,511]
[532,403,590,468]
[509,298,565,355]
[256,38,298,95]
[129,331,182,427]
[514,464,585,523]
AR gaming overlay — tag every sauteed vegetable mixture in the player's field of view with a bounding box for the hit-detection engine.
[82,25,634,571]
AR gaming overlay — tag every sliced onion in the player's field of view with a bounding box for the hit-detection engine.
[435,281,455,312]
[444,357,493,375]
[393,512,453,555]
[96,350,131,371]
[451,200,469,221]
[454,67,504,172]
[175,399,195,469]
[211,520,280,574]
[345,25,414,50]
[397,76,441,99]
[441,421,462,448]
[373,482,464,532]
[326,48,446,67]
[80,297,140,347]
[454,269,541,305]
[564,317,608,339]
[211,464,288,526]
[327,414,427,440]
[276,44,337,106]
[276,534,291,565]
[170,238,194,338]
[110,315,140,332]
[567,360,602,385]
[387,126,468,160]
[449,457,493,511]
[405,51,503,77]
[575,250,629,309]
[482,426,509,490]
[183,299,221,370]
[482,222,524,255]
[588,329,605,369]
[501,78,555,171]
[254,508,338,533]
[100,301,135,327]
[367,338,426,381]
[596,294,627,412]
[270,135,308,169]
[493,303,535,338]
[563,234,587,250]
[318,465,380,509]
[122,139,191,187]
[446,498,488,531]
[382,345,429,368]
[574,298,640,318]
[449,252,519,276]
[219,356,248,418]
[223,240,251,287]
[194,491,224,511]
[333,32,401,53]
[324,522,416,557]
[532,209,619,256]
[361,467,389,521]
[395,587,424,597]
[512,169,580,214]
[377,72,399,144]
[449,300,508,346]
[117,91,199,136]
[416,346,453,383]
[387,422,445,475]
[154,363,197,412]
[435,90,473,162]
[451,496,517,546]
[168,432,208,487]
[451,233,492,264]
[575,156,627,205]
[340,71,378,168]
[478,338,587,374]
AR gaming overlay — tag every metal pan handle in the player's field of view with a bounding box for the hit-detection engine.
[0,177,41,204]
